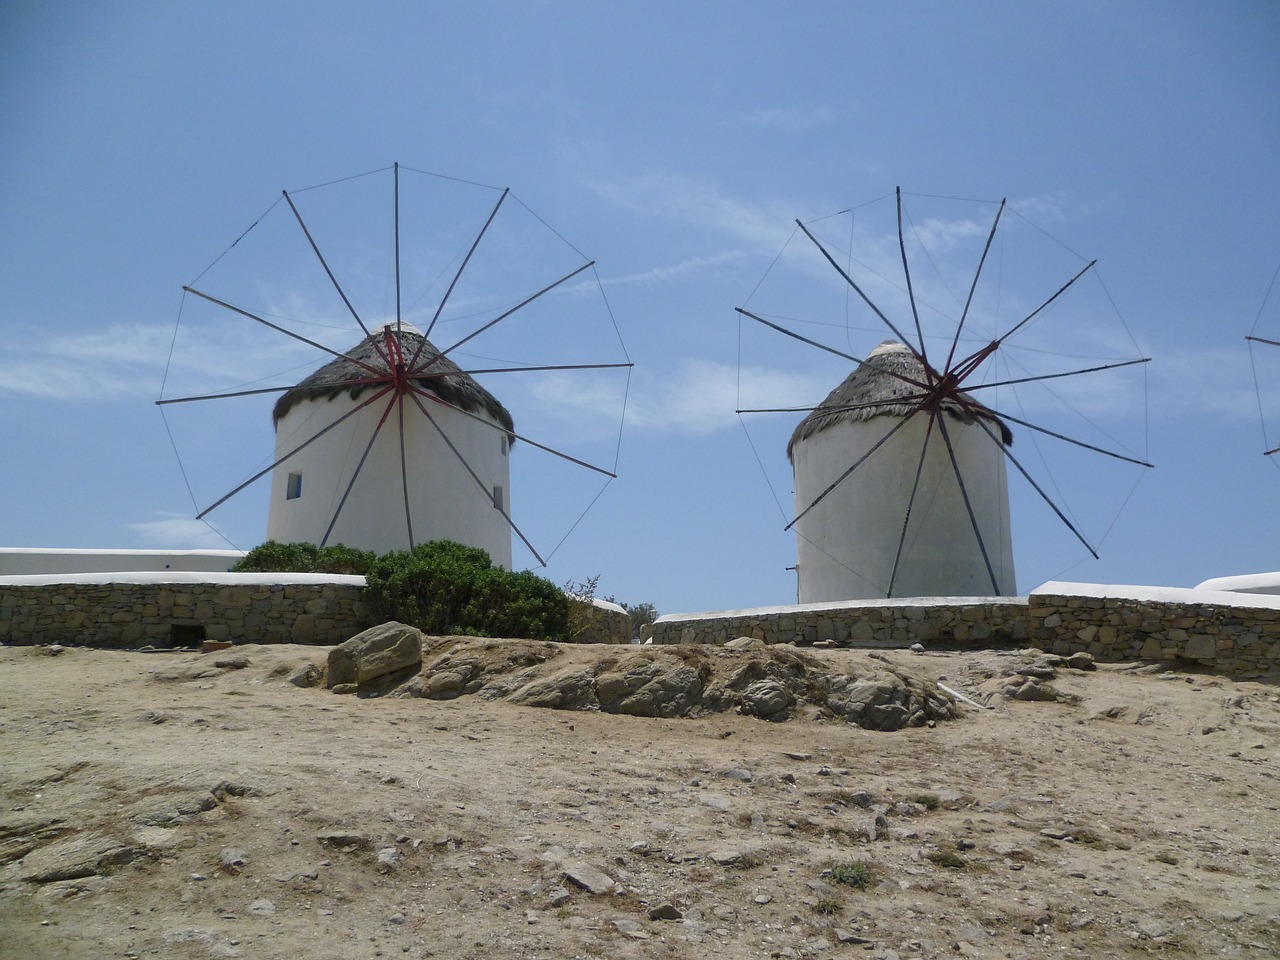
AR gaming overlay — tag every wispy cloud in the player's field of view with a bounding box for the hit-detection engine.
[0,312,327,403]
[125,513,237,550]
[1,323,175,401]
[586,171,799,250]
[528,358,817,437]
[601,251,756,288]
[742,106,833,134]
[1148,343,1280,420]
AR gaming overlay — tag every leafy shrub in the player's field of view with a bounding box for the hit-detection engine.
[365,540,569,641]
[233,540,376,575]
[829,860,874,889]
[564,574,659,640]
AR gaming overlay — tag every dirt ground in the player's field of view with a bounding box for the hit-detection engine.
[1,640,1277,960]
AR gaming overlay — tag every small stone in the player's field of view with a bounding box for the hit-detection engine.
[562,863,616,895]
[783,751,811,761]
[612,918,649,938]
[724,768,752,782]
[247,899,276,916]
[388,913,406,925]
[219,848,249,872]
[547,886,571,907]
[648,902,683,921]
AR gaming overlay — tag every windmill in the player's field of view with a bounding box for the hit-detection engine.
[158,164,631,567]
[1246,260,1280,462]
[735,188,1152,601]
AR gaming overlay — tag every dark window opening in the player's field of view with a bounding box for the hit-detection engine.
[286,473,303,500]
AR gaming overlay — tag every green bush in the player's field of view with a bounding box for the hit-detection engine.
[233,540,376,576]
[234,539,569,641]
[364,541,569,641]
[829,860,874,889]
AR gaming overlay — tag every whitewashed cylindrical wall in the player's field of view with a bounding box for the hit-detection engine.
[792,413,1015,602]
[266,392,513,568]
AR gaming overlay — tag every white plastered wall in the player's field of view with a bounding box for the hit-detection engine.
[792,414,1015,602]
[266,391,513,567]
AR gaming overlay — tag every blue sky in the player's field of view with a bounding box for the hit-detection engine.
[3,1,1278,615]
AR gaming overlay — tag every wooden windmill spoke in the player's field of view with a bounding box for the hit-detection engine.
[397,394,416,549]
[408,384,617,478]
[320,390,401,547]
[953,260,1097,374]
[394,163,403,337]
[158,384,301,406]
[886,411,939,598]
[448,361,634,377]
[945,198,1005,373]
[158,369,409,407]
[971,404,1153,467]
[283,189,390,368]
[786,410,923,532]
[970,415,1099,559]
[181,286,387,379]
[406,391,546,566]
[195,384,395,520]
[795,217,931,369]
[418,187,509,346]
[934,414,1001,594]
[735,308,932,392]
[1247,335,1280,348]
[419,261,595,374]
[895,188,930,373]
[961,357,1150,393]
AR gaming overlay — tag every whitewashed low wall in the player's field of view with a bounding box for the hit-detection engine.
[1028,582,1280,677]
[646,583,1280,678]
[645,597,1029,647]
[0,573,372,648]
[0,548,245,576]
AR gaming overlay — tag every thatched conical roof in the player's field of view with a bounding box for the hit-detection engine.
[272,324,514,441]
[787,340,1010,461]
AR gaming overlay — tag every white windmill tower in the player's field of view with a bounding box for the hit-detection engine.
[266,321,516,566]
[788,340,1015,602]
[735,188,1153,602]
[157,164,633,567]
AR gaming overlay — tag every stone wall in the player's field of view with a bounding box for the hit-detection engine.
[1027,582,1280,677]
[646,582,1280,678]
[0,574,373,648]
[645,597,1030,648]
[567,596,633,644]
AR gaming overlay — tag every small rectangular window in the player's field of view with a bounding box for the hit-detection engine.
[286,473,303,500]
[500,436,508,456]
[492,485,504,511]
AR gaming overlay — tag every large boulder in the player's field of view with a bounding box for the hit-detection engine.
[327,622,424,690]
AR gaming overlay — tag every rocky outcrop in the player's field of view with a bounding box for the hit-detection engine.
[327,622,424,692]
[382,638,957,730]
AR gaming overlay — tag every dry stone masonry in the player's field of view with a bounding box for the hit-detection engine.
[645,597,1030,648]
[1028,582,1280,677]
[647,582,1280,679]
[2,576,1278,679]
[0,574,372,648]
